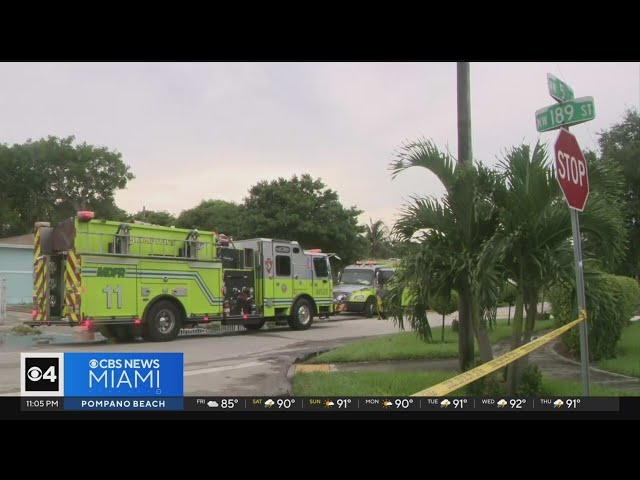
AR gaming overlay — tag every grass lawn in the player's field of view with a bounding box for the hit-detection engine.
[595,322,640,378]
[292,371,457,396]
[308,318,554,364]
[540,377,634,396]
[292,371,633,396]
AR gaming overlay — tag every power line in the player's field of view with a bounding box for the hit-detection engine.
[585,124,599,152]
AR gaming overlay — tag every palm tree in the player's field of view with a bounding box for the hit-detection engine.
[364,218,390,258]
[387,138,501,370]
[485,143,627,393]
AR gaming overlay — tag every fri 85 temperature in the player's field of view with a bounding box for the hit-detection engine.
[221,399,238,408]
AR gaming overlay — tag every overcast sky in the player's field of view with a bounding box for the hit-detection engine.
[1,62,638,230]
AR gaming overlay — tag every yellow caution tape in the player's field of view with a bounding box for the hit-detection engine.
[411,310,587,397]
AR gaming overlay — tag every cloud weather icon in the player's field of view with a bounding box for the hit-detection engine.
[325,400,334,407]
[497,399,508,408]
[440,399,451,408]
[265,399,275,408]
[554,399,564,408]
[383,400,393,408]
[207,401,219,408]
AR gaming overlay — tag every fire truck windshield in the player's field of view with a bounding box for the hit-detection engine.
[339,269,374,286]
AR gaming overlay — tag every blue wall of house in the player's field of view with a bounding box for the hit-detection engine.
[0,247,33,304]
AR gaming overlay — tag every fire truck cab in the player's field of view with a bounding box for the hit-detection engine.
[332,259,398,317]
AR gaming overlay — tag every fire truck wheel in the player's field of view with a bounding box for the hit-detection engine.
[364,297,376,318]
[243,319,266,331]
[289,298,314,330]
[143,300,182,342]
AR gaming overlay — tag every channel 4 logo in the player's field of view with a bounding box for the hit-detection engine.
[20,353,65,397]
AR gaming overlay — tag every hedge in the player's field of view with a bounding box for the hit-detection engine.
[548,272,636,361]
[612,276,640,324]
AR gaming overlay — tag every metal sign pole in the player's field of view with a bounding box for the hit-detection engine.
[570,207,591,395]
[541,73,594,396]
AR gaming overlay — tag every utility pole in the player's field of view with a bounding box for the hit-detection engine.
[456,62,474,370]
[457,62,472,165]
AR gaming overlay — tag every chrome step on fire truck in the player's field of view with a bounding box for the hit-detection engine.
[30,211,335,342]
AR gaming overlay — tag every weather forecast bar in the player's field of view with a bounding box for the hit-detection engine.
[20,397,619,412]
[181,397,619,412]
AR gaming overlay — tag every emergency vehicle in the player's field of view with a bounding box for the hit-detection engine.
[332,259,398,317]
[29,212,334,342]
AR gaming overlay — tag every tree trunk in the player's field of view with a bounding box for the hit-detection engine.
[539,290,544,315]
[441,314,445,343]
[458,287,474,371]
[508,304,511,325]
[472,300,494,364]
[506,289,525,395]
[523,290,539,344]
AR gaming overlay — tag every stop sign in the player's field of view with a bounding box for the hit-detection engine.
[554,128,590,211]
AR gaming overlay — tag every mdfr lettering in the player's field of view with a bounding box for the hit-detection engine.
[96,267,126,278]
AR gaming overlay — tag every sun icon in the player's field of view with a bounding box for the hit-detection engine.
[382,399,392,408]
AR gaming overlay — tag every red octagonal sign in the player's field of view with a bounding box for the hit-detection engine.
[554,128,590,211]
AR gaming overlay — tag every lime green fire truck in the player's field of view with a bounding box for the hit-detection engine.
[29,211,334,342]
[333,259,398,317]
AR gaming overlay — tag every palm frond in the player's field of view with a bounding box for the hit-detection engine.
[393,195,454,241]
[390,138,457,192]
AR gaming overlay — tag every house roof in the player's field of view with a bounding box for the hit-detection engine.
[0,233,34,249]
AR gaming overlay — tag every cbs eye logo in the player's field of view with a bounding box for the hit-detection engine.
[27,365,57,383]
[21,353,64,395]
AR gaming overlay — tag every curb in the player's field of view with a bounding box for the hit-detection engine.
[286,363,335,381]
[286,349,335,381]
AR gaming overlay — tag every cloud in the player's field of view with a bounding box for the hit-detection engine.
[1,62,637,230]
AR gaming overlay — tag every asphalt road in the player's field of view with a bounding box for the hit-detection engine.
[0,314,402,396]
[0,305,530,396]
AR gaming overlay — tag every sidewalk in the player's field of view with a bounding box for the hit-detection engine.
[0,310,30,332]
[0,310,100,346]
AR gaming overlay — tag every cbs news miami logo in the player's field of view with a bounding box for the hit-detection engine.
[20,352,183,397]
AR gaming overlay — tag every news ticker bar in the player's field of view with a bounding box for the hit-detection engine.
[20,396,620,412]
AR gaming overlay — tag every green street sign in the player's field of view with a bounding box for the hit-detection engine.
[547,73,574,102]
[535,96,595,132]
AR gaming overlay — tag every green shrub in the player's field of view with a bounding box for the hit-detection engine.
[466,374,505,396]
[548,271,627,361]
[11,325,42,336]
[611,276,640,324]
[500,283,517,306]
[451,319,459,332]
[517,365,543,396]
[429,290,459,317]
